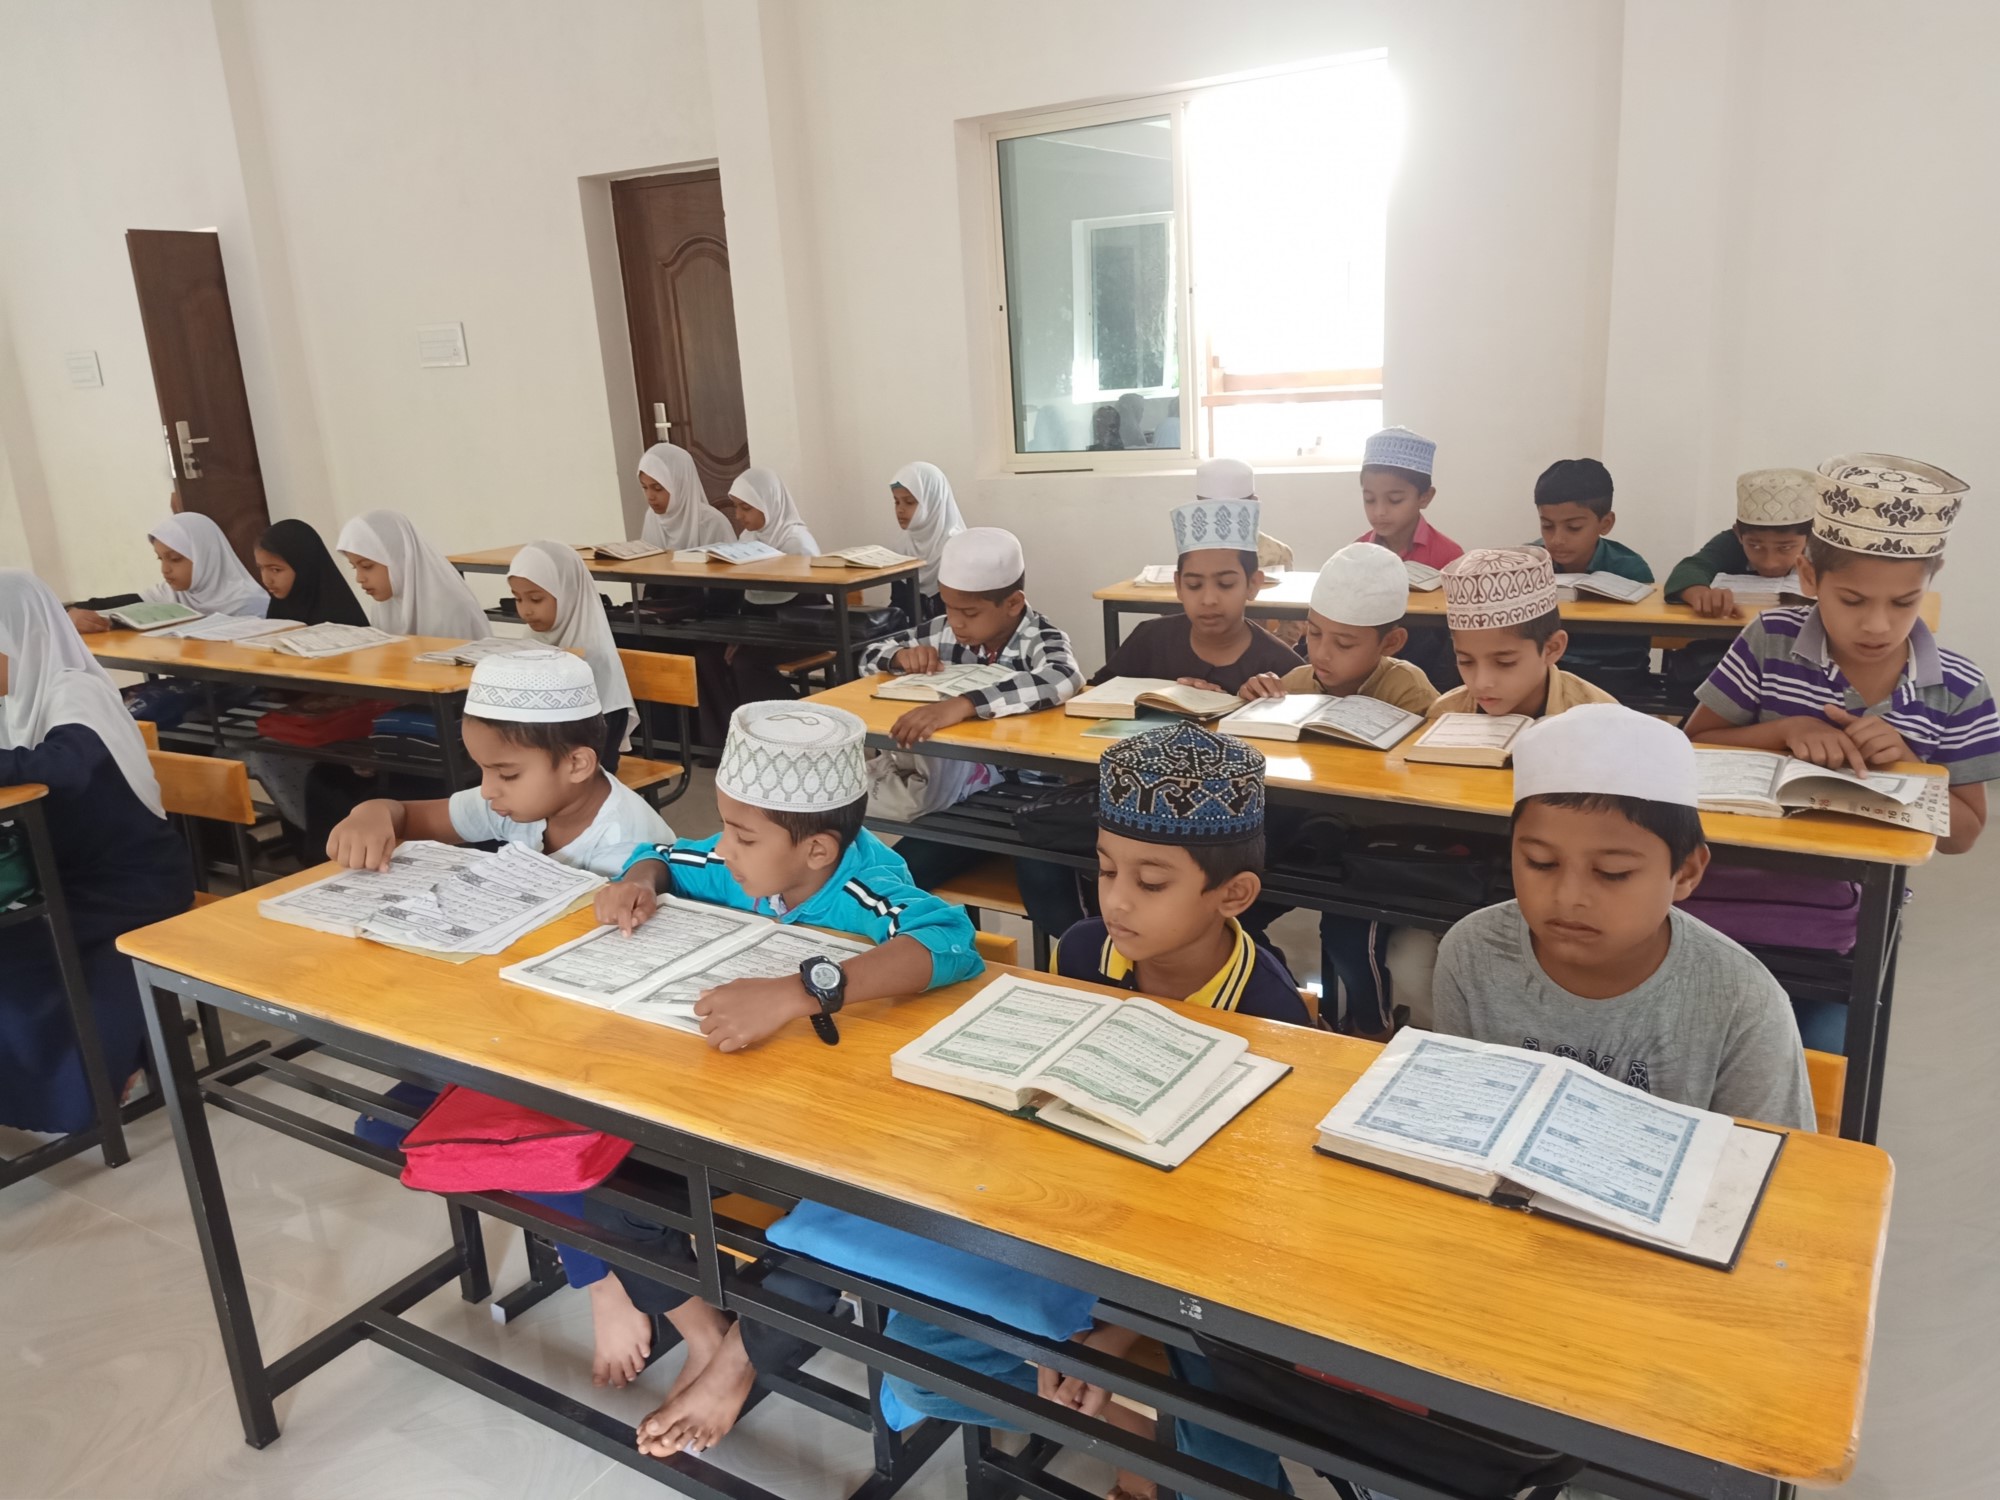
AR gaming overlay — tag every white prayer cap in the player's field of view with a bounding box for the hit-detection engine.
[1734,468,1819,527]
[467,647,601,723]
[937,527,1025,592]
[1170,499,1260,558]
[1512,703,1699,809]
[1311,543,1408,628]
[1441,548,1558,631]
[717,701,867,811]
[1194,457,1255,501]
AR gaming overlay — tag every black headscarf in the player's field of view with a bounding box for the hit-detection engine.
[258,519,368,626]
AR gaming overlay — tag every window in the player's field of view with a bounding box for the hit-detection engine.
[991,54,1400,466]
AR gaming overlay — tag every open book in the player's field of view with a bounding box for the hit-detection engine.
[1218,693,1423,751]
[412,637,542,665]
[106,601,204,632]
[502,899,868,1034]
[586,540,666,561]
[812,544,915,569]
[1134,564,1177,587]
[673,540,786,565]
[1315,1029,1784,1267]
[1553,572,1654,604]
[1065,677,1241,722]
[1706,571,1804,611]
[1402,712,1530,768]
[1403,561,1443,592]
[1695,748,1951,835]
[155,614,305,643]
[873,663,1018,702]
[248,622,404,658]
[259,841,482,936]
[891,975,1289,1169]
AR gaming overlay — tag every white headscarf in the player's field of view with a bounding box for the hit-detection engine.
[726,468,819,556]
[1,570,164,818]
[638,444,734,551]
[142,513,269,617]
[507,541,637,745]
[891,461,966,595]
[335,510,492,640]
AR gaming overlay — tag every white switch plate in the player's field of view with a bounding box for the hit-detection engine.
[65,350,102,388]
[416,322,468,368]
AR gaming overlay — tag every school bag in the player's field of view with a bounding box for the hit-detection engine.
[1675,865,1861,954]
[396,1085,632,1194]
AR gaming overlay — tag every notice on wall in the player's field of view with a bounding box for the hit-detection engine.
[416,322,469,368]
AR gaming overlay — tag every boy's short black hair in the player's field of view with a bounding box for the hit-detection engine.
[963,573,1027,606]
[766,794,867,851]
[1534,458,1615,517]
[1360,463,1433,493]
[465,712,605,764]
[1806,535,1945,579]
[1183,831,1266,891]
[1514,792,1705,869]
[1734,520,1812,539]
[1175,550,1260,580]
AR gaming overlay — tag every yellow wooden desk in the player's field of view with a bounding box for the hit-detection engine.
[452,545,924,684]
[88,629,480,786]
[121,876,1890,1494]
[1095,571,1944,656]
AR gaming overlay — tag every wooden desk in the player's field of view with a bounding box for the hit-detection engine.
[451,546,923,683]
[87,629,479,787]
[812,676,1927,1140]
[1096,571,1944,656]
[123,877,1890,1493]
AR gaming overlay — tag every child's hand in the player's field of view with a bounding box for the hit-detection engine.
[1682,585,1737,618]
[66,607,110,634]
[1780,715,1869,774]
[893,645,942,675]
[890,696,975,747]
[325,802,400,871]
[595,878,657,935]
[1177,676,1225,694]
[1238,673,1286,701]
[693,974,816,1052]
[1823,704,1915,768]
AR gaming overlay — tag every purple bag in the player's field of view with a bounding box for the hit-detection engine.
[1677,864,1859,955]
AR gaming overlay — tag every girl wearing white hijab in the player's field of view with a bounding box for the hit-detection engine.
[888,461,966,612]
[506,541,639,767]
[691,467,823,743]
[335,510,492,640]
[0,570,193,1132]
[637,443,734,552]
[720,466,821,610]
[66,509,269,633]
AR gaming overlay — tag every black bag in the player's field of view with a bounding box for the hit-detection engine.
[1338,824,1512,908]
[1196,1335,1581,1499]
[771,602,907,635]
[1011,780,1100,856]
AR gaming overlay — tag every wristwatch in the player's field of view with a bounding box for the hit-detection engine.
[798,956,847,1045]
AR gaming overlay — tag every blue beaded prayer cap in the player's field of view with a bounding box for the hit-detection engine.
[1098,722,1265,845]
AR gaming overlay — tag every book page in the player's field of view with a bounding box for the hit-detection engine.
[894,976,1112,1084]
[1501,1065,1730,1248]
[361,844,602,956]
[259,842,482,934]
[1034,1054,1289,1168]
[1403,561,1442,591]
[157,615,304,642]
[1693,748,1786,807]
[109,601,203,630]
[1414,713,1527,750]
[502,897,770,1005]
[612,923,869,1025]
[1033,998,1246,1141]
[1311,695,1422,747]
[1710,571,1801,596]
[412,637,539,665]
[821,544,912,568]
[876,662,1018,700]
[1555,572,1652,603]
[1218,695,1323,736]
[1530,1125,1782,1266]
[1137,683,1242,718]
[706,540,785,564]
[593,540,665,560]
[1135,564,1177,587]
[1318,1029,1551,1170]
[255,623,402,657]
[1775,757,1926,806]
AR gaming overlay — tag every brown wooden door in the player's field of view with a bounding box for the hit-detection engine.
[126,229,270,565]
[611,170,751,503]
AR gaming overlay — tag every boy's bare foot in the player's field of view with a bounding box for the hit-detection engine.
[658,1300,730,1406]
[636,1326,757,1458]
[588,1277,654,1389]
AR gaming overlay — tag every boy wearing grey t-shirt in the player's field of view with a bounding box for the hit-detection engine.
[1432,704,1815,1132]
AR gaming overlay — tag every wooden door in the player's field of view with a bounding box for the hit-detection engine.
[611,170,751,504]
[126,230,270,565]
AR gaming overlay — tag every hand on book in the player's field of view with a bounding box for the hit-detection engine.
[1237,673,1287,701]
[889,695,975,747]
[595,878,658,934]
[692,974,815,1052]
[66,607,110,634]
[326,802,401,872]
[1823,704,1914,768]
[1778,715,1869,775]
[1682,585,1738,618]
[892,644,943,675]
[1176,676,1225,694]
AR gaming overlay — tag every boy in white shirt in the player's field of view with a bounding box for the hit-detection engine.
[327,648,671,877]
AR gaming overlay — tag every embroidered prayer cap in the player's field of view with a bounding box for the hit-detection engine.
[466,648,600,723]
[1170,498,1261,559]
[1362,427,1437,477]
[1735,468,1820,527]
[1194,457,1255,501]
[1812,452,1968,558]
[1512,702,1698,809]
[716,700,867,812]
[937,527,1025,592]
[1441,548,1558,631]
[1311,542,1409,628]
[1098,722,1265,845]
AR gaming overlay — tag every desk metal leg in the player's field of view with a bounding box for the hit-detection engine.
[1102,599,1123,660]
[1840,864,1903,1142]
[25,803,129,1169]
[134,964,280,1447]
[433,696,469,790]
[1862,941,1901,1143]
[835,590,856,683]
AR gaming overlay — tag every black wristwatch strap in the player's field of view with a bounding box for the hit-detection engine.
[808,1010,840,1046]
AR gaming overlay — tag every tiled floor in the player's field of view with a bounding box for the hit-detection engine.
[2,779,1990,1498]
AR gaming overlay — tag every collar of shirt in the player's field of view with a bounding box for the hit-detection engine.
[1792,605,1940,700]
[1100,917,1259,1012]
[951,606,1042,666]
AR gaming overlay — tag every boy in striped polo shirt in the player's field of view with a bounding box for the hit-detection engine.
[1687,453,1999,855]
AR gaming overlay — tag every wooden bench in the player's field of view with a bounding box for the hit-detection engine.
[616,648,698,807]
[930,855,1050,968]
[1806,1048,1847,1138]
[150,748,257,890]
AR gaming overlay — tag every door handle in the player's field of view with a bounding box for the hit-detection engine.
[652,402,674,443]
[174,419,210,479]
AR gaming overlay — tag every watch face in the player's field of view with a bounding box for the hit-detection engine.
[808,960,843,992]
